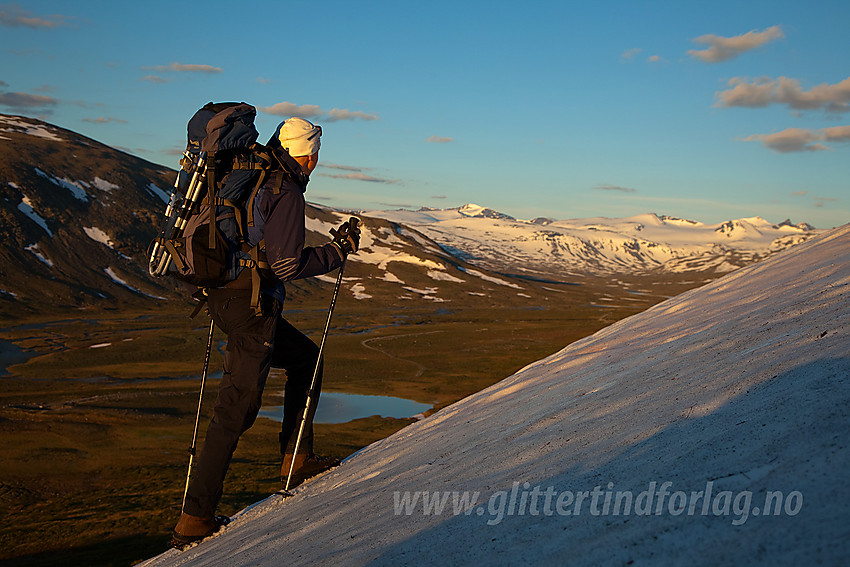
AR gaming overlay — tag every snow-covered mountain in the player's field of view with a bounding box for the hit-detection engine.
[140,222,849,567]
[367,204,819,276]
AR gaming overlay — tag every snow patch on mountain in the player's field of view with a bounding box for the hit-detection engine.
[25,243,52,267]
[146,182,171,204]
[84,226,114,247]
[350,282,372,300]
[458,266,523,289]
[92,177,119,192]
[305,211,471,302]
[17,195,52,236]
[0,115,64,142]
[34,167,89,201]
[104,267,165,299]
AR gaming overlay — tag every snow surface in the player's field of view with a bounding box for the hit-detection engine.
[141,224,850,566]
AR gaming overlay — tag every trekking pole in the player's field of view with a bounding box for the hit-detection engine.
[284,219,357,492]
[182,314,215,511]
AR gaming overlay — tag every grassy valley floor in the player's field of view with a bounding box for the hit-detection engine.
[0,273,706,566]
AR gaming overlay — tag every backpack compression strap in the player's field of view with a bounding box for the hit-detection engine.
[237,241,271,315]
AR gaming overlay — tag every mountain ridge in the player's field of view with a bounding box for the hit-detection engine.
[367,204,819,277]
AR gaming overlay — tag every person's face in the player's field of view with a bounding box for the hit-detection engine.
[294,151,319,175]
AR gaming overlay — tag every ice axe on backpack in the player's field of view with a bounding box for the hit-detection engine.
[283,217,359,493]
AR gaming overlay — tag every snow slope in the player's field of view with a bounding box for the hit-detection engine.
[367,204,818,276]
[141,224,849,566]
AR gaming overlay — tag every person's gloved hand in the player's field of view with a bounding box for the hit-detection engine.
[330,217,361,256]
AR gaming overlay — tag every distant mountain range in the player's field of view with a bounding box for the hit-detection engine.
[366,204,818,276]
[0,113,821,318]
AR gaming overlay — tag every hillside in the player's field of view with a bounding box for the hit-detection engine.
[0,114,553,318]
[141,224,849,566]
[0,114,178,315]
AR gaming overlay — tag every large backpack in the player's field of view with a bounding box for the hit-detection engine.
[148,102,306,313]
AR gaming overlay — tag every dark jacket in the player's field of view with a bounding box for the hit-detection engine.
[246,156,343,303]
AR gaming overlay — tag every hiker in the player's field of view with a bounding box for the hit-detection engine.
[171,117,360,547]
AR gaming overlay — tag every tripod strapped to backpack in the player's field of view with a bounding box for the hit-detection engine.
[149,150,208,278]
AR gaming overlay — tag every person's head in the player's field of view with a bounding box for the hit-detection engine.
[275,118,321,175]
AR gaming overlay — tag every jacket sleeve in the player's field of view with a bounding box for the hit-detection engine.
[261,188,344,282]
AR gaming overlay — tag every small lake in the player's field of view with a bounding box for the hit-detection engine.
[0,340,36,377]
[257,392,431,424]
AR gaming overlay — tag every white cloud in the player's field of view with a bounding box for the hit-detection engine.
[621,48,642,60]
[0,4,69,28]
[688,25,784,63]
[0,91,58,109]
[823,124,850,141]
[82,117,127,124]
[741,125,850,153]
[326,108,379,122]
[320,163,364,172]
[426,135,453,143]
[259,101,378,122]
[148,62,222,73]
[716,76,850,113]
[258,102,323,118]
[594,184,637,193]
[140,75,169,84]
[814,197,839,208]
[318,172,398,184]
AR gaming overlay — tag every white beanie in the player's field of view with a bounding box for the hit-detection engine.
[276,118,321,157]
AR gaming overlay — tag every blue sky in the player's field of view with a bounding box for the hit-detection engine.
[1,1,848,228]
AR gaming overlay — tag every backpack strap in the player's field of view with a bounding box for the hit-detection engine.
[234,241,271,316]
[206,160,217,249]
[215,197,245,244]
[240,145,276,229]
[230,240,271,315]
[163,240,187,272]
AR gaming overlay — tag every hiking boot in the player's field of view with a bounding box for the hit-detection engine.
[170,512,230,549]
[281,453,341,487]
